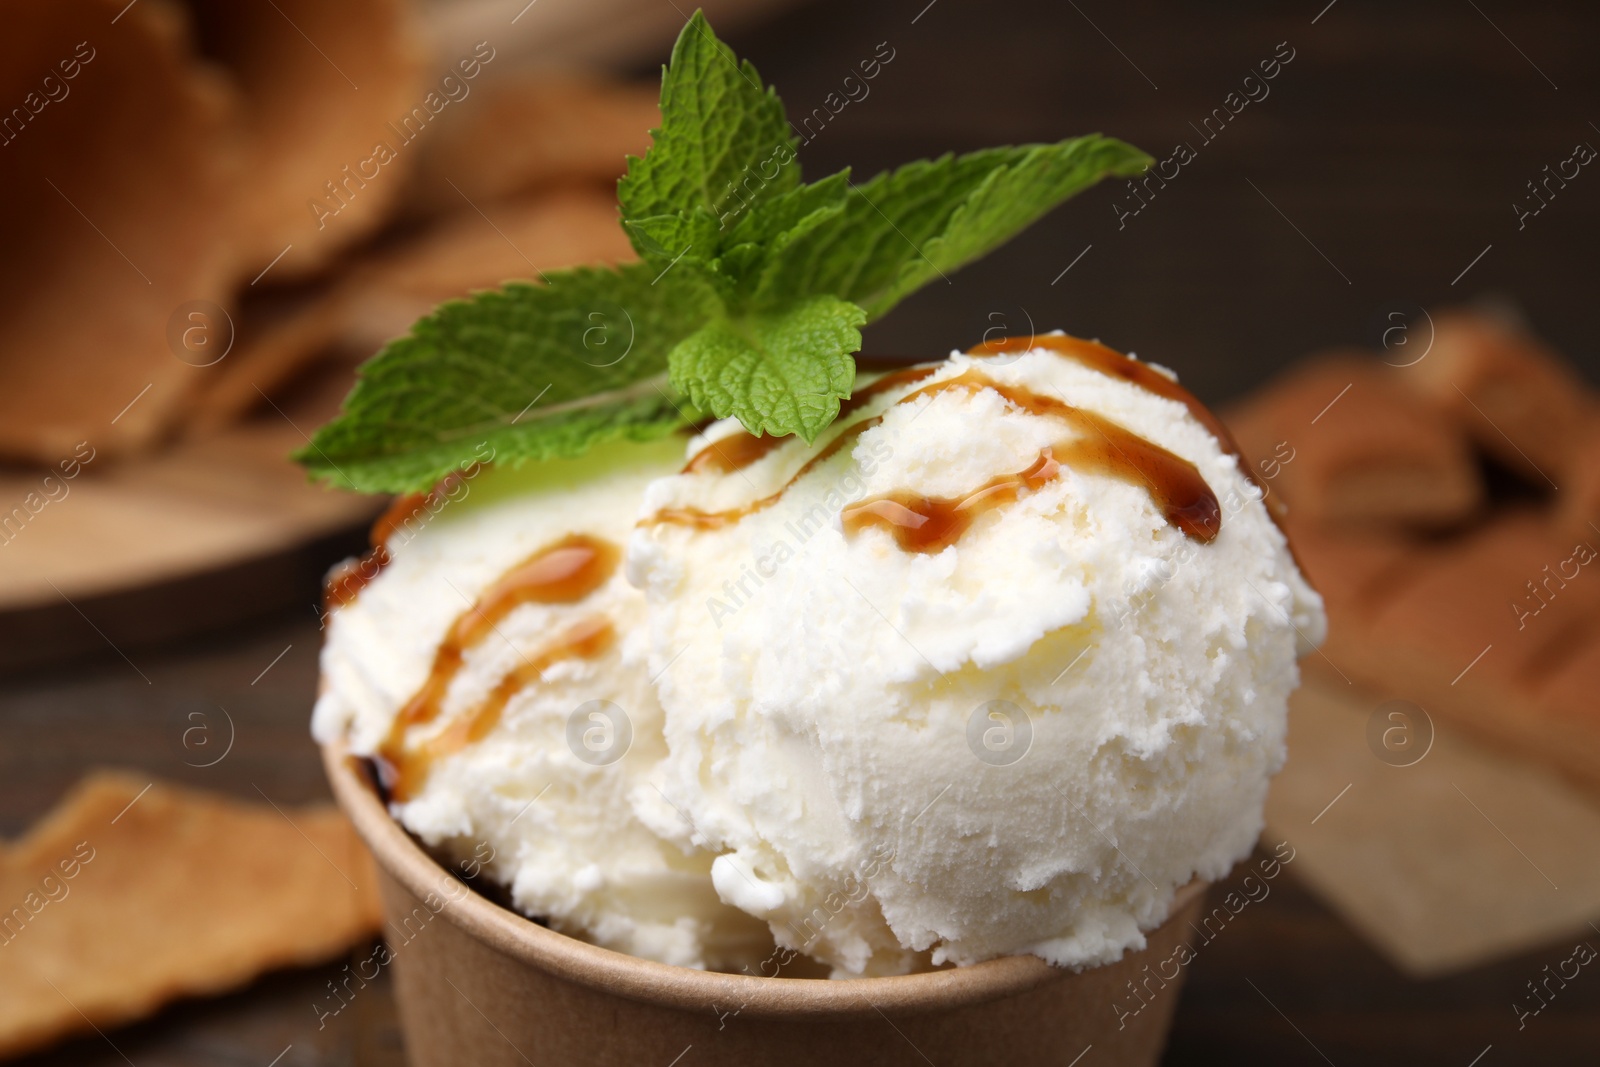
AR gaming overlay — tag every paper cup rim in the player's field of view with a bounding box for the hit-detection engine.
[323,740,1207,1018]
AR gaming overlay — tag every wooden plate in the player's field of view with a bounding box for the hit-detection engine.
[0,377,379,676]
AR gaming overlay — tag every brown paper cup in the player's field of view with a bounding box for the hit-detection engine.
[324,744,1206,1066]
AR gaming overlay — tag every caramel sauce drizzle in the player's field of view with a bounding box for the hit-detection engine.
[660,365,945,528]
[322,489,432,611]
[371,489,436,547]
[322,467,487,612]
[652,359,1221,549]
[682,430,786,475]
[322,557,383,614]
[375,534,620,801]
[654,420,880,531]
[841,372,1221,551]
[968,334,1242,458]
[841,450,1062,555]
[836,363,944,418]
[679,364,942,476]
[970,333,1283,523]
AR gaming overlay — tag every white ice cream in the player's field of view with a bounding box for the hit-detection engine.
[627,337,1325,976]
[312,438,771,970]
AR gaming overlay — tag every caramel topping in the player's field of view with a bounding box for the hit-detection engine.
[651,420,879,531]
[323,549,391,612]
[836,363,942,418]
[967,334,1242,458]
[322,474,466,611]
[842,371,1221,550]
[683,431,785,474]
[377,617,615,802]
[375,534,620,801]
[842,449,1062,554]
[968,333,1285,526]
[457,534,621,640]
[678,364,942,478]
[1054,417,1221,542]
[372,490,434,547]
[654,365,1221,548]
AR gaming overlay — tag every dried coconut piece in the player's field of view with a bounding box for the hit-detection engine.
[1533,635,1600,793]
[1403,310,1592,488]
[1320,513,1600,784]
[406,74,659,214]
[0,772,382,1059]
[1225,351,1483,528]
[335,187,636,355]
[191,188,636,428]
[189,0,427,280]
[0,0,241,463]
[1556,418,1600,540]
[187,296,349,435]
[1273,508,1415,652]
[1365,513,1600,686]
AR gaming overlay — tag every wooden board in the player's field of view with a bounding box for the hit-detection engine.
[0,385,380,675]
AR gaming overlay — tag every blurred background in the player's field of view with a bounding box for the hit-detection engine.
[3,0,1599,1063]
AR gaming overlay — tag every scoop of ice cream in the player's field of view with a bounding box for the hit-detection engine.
[313,439,770,970]
[626,333,1325,976]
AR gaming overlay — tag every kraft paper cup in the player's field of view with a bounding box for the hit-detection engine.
[324,743,1207,1066]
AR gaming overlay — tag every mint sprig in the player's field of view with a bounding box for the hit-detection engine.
[297,11,1150,493]
[755,141,1156,318]
[298,264,716,492]
[673,295,864,440]
[617,14,797,236]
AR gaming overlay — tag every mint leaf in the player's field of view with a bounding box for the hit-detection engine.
[755,137,1151,318]
[669,295,864,441]
[296,11,1151,492]
[715,170,850,295]
[618,10,797,259]
[621,211,720,268]
[724,169,850,250]
[296,263,717,492]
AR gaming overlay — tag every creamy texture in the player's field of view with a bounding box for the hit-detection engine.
[627,336,1325,976]
[312,439,770,970]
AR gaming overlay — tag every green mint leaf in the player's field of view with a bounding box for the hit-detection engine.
[755,137,1151,318]
[668,295,864,442]
[296,10,1153,489]
[618,9,798,260]
[295,263,718,493]
[724,169,850,249]
[714,170,851,296]
[621,211,720,270]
